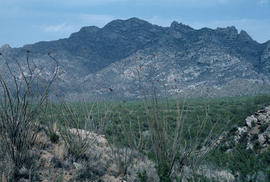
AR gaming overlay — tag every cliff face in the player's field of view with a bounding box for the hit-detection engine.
[1,18,270,99]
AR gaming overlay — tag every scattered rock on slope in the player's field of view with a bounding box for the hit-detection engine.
[0,126,159,182]
[233,106,270,150]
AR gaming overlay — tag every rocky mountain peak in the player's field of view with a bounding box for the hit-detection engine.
[69,26,100,39]
[103,17,152,32]
[217,26,238,33]
[1,18,270,98]
[78,26,100,34]
[170,21,194,33]
[125,17,151,25]
[239,30,253,41]
[216,26,238,39]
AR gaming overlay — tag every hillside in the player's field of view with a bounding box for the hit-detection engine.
[1,17,270,99]
[1,96,270,181]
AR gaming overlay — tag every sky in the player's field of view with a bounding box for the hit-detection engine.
[0,0,270,47]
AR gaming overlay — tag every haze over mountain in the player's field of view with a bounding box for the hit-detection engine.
[1,17,270,99]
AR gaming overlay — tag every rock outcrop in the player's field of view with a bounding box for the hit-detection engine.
[234,106,270,150]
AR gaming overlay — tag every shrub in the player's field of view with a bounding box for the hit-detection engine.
[251,134,258,141]
[43,105,60,143]
[137,170,148,182]
[59,103,95,160]
[131,60,227,181]
[260,123,268,133]
[0,52,58,179]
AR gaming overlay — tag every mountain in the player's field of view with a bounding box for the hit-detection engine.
[1,17,270,99]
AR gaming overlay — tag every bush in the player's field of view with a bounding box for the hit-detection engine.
[59,103,94,160]
[0,52,58,180]
[260,123,269,133]
[130,61,227,181]
[137,170,148,182]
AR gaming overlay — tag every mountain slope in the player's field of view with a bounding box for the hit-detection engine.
[0,17,270,99]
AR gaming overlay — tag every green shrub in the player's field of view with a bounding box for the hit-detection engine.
[0,52,58,180]
[251,134,258,141]
[137,170,148,182]
[49,132,60,143]
[260,123,268,133]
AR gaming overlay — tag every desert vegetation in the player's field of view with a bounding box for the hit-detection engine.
[0,52,270,181]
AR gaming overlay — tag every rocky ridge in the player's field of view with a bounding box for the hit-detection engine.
[0,18,270,99]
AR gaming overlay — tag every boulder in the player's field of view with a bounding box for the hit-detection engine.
[233,106,270,151]
[245,115,257,128]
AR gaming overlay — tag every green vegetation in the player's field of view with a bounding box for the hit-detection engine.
[0,52,59,180]
[42,94,270,181]
[1,53,270,181]
[208,142,270,181]
[45,95,270,145]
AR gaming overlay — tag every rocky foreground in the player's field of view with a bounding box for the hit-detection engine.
[1,127,159,182]
[1,106,270,181]
[0,127,234,181]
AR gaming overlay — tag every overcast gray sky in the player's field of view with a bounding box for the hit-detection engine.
[1,0,270,47]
